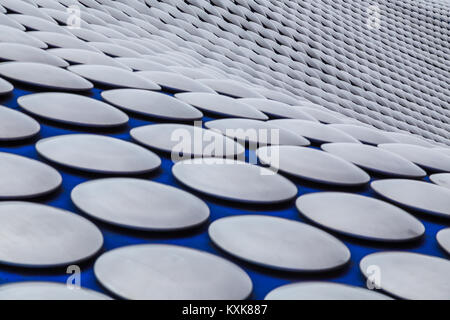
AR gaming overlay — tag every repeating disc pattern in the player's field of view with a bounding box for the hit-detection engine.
[0,0,448,300]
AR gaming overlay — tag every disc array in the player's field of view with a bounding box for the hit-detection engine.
[0,0,449,300]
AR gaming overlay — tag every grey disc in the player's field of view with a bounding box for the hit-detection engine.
[371,179,450,218]
[67,65,161,90]
[322,143,426,178]
[71,178,210,231]
[295,106,344,124]
[296,192,425,242]
[0,62,93,91]
[0,105,40,140]
[138,71,215,93]
[115,57,171,72]
[0,152,62,199]
[0,11,25,30]
[430,173,450,189]
[198,79,265,98]
[176,93,268,120]
[36,134,161,174]
[330,124,398,145]
[0,43,68,67]
[387,132,435,148]
[379,143,450,172]
[94,244,252,300]
[437,228,450,255]
[29,31,100,52]
[47,48,131,70]
[239,98,318,120]
[360,252,450,300]
[0,0,56,22]
[434,147,450,158]
[257,146,369,186]
[18,92,128,128]
[0,25,47,48]
[101,89,202,121]
[268,119,360,144]
[205,118,310,146]
[7,13,73,36]
[172,158,297,204]
[209,215,350,272]
[0,202,103,268]
[0,282,111,300]
[265,282,392,300]
[130,124,245,159]
[0,77,13,95]
[88,41,141,57]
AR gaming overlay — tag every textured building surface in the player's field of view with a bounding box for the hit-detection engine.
[0,0,449,300]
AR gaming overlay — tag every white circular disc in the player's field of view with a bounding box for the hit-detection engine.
[360,252,450,300]
[172,158,297,204]
[379,143,450,172]
[0,282,111,300]
[0,62,93,91]
[209,215,350,272]
[265,282,392,300]
[257,146,369,186]
[36,134,161,174]
[67,64,161,90]
[296,192,425,242]
[18,92,128,127]
[71,178,210,231]
[0,77,13,95]
[205,118,310,146]
[0,202,103,267]
[0,152,62,199]
[268,119,360,144]
[130,124,245,159]
[101,89,202,121]
[176,92,268,120]
[322,143,426,178]
[138,71,215,93]
[0,105,40,141]
[94,244,252,300]
[437,228,450,255]
[371,179,450,218]
[430,173,450,189]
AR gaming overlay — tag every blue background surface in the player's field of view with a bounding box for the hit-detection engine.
[0,86,448,300]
